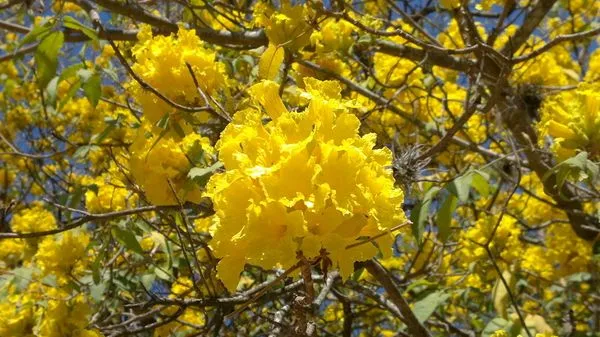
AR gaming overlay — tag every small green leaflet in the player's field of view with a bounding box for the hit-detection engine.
[188,162,224,187]
[412,290,450,323]
[543,151,599,192]
[410,186,440,246]
[62,16,98,43]
[112,227,144,255]
[35,31,64,89]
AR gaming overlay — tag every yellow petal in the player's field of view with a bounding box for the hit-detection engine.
[259,44,285,80]
[248,81,287,120]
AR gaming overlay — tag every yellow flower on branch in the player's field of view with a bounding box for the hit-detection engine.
[207,78,406,291]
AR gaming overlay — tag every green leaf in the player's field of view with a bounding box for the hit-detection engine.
[112,227,144,255]
[82,73,101,107]
[141,274,156,290]
[435,194,458,243]
[45,76,59,107]
[62,16,98,43]
[471,170,491,197]
[156,113,170,129]
[91,123,116,143]
[76,68,94,82]
[351,267,365,282]
[543,152,599,191]
[482,318,512,337]
[155,267,172,281]
[492,270,514,319]
[410,186,440,245]
[74,145,97,159]
[59,63,85,82]
[188,162,224,187]
[19,20,53,48]
[187,139,207,166]
[412,290,450,323]
[35,31,64,89]
[447,173,473,202]
[172,120,186,138]
[90,283,106,302]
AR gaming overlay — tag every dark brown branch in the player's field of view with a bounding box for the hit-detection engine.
[364,259,432,337]
[500,0,558,56]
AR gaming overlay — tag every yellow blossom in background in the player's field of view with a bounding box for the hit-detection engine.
[129,122,215,205]
[128,25,228,127]
[83,169,136,213]
[35,231,91,281]
[310,18,355,53]
[207,78,406,291]
[537,83,600,160]
[257,0,313,51]
[37,288,101,337]
[10,203,57,234]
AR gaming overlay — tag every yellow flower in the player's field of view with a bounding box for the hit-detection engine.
[128,25,228,128]
[10,203,57,234]
[538,82,600,160]
[207,78,406,291]
[129,122,215,205]
[258,0,313,51]
[310,18,354,53]
[35,231,91,280]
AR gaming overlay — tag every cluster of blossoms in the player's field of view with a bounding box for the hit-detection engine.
[0,205,99,336]
[126,26,223,205]
[127,25,228,128]
[129,127,215,205]
[537,83,600,160]
[0,283,101,337]
[207,79,406,290]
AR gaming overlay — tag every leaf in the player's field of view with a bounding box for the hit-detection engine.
[412,290,450,323]
[45,76,59,107]
[543,152,599,191]
[19,20,53,48]
[482,318,512,337]
[447,173,473,202]
[492,270,513,319]
[90,283,106,302]
[259,44,285,80]
[82,73,101,107]
[112,227,144,255]
[435,193,458,243]
[35,31,64,89]
[63,16,98,43]
[410,186,440,245]
[188,162,224,187]
[156,113,170,130]
[59,63,85,82]
[91,123,116,144]
[471,170,491,197]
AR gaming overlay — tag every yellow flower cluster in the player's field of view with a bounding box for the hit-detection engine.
[255,0,313,51]
[129,123,215,205]
[83,171,135,213]
[537,83,600,160]
[453,214,522,291]
[10,203,57,234]
[153,277,205,337]
[207,78,406,291]
[128,25,228,127]
[35,230,91,282]
[310,18,354,53]
[0,282,101,337]
[523,223,592,280]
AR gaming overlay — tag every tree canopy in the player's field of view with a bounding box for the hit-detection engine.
[0,0,599,336]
